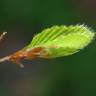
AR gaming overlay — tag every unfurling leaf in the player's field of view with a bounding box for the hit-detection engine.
[26,25,95,57]
[0,25,95,67]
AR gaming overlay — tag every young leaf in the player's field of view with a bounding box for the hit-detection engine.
[26,25,95,58]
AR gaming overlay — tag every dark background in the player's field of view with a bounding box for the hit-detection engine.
[0,0,96,96]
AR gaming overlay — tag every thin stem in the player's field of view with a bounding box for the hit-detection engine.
[0,32,9,63]
[0,56,10,63]
[0,32,7,41]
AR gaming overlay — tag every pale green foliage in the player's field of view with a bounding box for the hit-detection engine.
[26,25,95,58]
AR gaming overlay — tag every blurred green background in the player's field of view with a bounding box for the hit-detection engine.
[0,0,96,96]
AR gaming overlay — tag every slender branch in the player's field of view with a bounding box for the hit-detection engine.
[0,56,10,63]
[0,32,8,63]
[0,32,7,41]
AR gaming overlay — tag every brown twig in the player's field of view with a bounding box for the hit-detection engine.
[0,56,10,63]
[0,32,7,41]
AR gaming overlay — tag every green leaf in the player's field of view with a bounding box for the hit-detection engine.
[26,25,95,58]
